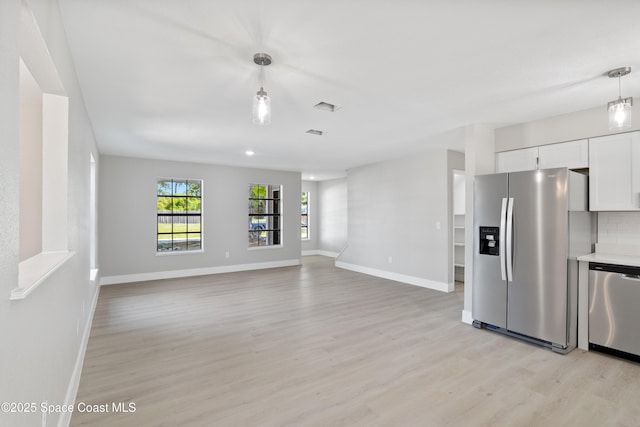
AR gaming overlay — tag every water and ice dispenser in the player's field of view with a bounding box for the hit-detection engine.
[479,226,499,256]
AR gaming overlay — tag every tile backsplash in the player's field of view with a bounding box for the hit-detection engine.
[598,212,640,244]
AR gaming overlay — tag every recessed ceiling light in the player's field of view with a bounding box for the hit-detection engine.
[306,129,324,136]
[245,150,254,156]
[310,176,315,180]
[314,101,339,112]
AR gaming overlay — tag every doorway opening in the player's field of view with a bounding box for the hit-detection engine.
[452,170,466,285]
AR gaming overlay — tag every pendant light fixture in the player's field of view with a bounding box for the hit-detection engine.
[252,53,272,125]
[607,66,633,130]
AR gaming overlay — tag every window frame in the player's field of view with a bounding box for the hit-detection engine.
[301,191,309,240]
[156,178,204,255]
[248,183,282,248]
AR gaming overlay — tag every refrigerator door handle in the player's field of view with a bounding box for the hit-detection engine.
[506,197,515,281]
[499,198,508,281]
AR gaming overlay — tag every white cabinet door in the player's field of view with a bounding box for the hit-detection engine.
[538,139,589,170]
[496,147,538,173]
[589,132,640,211]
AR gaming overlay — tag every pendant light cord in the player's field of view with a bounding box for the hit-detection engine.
[619,75,623,100]
[259,64,265,90]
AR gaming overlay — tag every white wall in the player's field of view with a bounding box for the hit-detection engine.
[301,180,318,254]
[317,178,348,256]
[0,1,100,426]
[453,172,465,216]
[0,3,22,420]
[337,147,463,292]
[99,156,302,283]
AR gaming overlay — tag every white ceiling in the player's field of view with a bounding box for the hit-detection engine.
[57,0,640,180]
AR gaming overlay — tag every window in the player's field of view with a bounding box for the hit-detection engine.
[301,191,309,239]
[157,179,202,252]
[248,184,281,247]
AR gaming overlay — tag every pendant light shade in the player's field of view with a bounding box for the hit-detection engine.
[252,87,271,125]
[607,67,633,130]
[252,53,272,125]
[608,97,633,130]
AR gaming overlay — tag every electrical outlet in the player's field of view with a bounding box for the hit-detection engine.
[436,221,441,230]
[388,256,393,264]
[225,251,230,259]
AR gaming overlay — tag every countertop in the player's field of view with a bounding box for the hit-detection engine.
[577,252,640,268]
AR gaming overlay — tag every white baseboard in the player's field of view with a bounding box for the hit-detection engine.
[461,309,473,325]
[302,250,339,258]
[58,284,100,427]
[335,261,453,293]
[100,259,301,286]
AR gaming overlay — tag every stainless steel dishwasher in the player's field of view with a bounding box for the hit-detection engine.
[589,262,640,359]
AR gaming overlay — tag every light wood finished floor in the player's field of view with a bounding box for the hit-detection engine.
[72,256,640,426]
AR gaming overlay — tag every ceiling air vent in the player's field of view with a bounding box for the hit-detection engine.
[313,101,338,112]
[306,129,324,136]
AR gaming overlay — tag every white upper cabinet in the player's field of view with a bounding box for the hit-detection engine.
[496,140,588,173]
[538,139,589,169]
[589,131,640,211]
[496,147,538,173]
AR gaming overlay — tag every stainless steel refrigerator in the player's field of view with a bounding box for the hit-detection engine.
[472,167,592,354]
